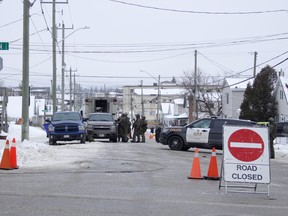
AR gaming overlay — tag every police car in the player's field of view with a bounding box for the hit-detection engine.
[157,117,256,151]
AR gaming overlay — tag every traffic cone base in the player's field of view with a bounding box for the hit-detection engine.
[204,147,220,180]
[188,148,203,179]
[0,140,13,170]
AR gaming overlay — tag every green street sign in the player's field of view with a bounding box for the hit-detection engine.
[0,42,9,50]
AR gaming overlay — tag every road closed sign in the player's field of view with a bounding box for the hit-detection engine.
[223,125,270,184]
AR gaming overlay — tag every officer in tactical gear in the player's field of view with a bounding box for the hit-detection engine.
[119,113,131,142]
[131,114,141,142]
[140,116,148,142]
[268,117,276,159]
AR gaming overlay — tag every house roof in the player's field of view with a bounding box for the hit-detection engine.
[223,78,254,89]
[134,88,184,95]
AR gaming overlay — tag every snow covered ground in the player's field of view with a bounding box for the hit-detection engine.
[0,122,288,169]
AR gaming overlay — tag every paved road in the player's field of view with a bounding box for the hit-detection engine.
[0,138,287,216]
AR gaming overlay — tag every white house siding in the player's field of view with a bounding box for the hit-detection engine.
[221,78,253,119]
[231,90,245,119]
[275,77,288,122]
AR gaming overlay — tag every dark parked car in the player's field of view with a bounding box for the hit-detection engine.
[46,111,86,145]
[276,122,288,137]
[157,117,256,150]
[85,113,118,142]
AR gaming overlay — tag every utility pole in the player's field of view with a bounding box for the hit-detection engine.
[69,67,72,111]
[73,73,76,111]
[61,22,65,111]
[41,0,68,113]
[156,75,161,124]
[67,67,77,111]
[193,50,197,121]
[52,0,57,113]
[21,0,30,141]
[130,89,134,120]
[59,22,73,111]
[253,51,258,77]
[140,80,144,116]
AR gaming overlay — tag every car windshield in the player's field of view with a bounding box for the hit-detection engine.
[52,112,81,121]
[89,114,113,121]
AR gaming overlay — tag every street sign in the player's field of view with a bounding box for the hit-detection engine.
[223,125,270,184]
[0,42,9,50]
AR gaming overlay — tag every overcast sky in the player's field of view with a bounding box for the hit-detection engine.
[0,0,288,89]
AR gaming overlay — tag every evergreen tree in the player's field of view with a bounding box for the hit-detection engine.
[239,83,254,120]
[171,76,176,83]
[239,65,277,122]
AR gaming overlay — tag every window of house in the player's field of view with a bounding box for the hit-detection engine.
[226,93,229,104]
[280,90,284,100]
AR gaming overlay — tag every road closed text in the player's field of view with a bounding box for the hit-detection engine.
[231,165,263,180]
[224,164,270,183]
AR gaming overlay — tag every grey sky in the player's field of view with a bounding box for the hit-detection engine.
[0,0,288,88]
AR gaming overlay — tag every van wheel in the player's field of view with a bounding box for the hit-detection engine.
[168,136,183,151]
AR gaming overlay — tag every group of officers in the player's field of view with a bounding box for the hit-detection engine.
[117,113,148,143]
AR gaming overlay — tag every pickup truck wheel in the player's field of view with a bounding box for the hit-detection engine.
[168,136,183,151]
[110,137,117,142]
[49,137,56,145]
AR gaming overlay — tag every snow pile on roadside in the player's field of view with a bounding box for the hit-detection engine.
[0,122,103,169]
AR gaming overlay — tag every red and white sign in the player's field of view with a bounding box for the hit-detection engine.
[223,126,270,184]
[228,129,264,162]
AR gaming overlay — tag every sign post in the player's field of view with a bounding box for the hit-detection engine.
[222,125,270,196]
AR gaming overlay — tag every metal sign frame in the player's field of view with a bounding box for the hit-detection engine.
[219,125,271,197]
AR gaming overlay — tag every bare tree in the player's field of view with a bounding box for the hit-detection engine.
[181,69,222,118]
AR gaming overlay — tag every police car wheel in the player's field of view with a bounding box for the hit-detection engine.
[168,136,183,151]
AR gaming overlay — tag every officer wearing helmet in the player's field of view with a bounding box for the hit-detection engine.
[140,116,148,142]
[131,114,141,142]
[119,113,131,142]
[268,117,276,159]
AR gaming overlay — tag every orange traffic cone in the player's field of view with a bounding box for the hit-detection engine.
[204,147,220,180]
[188,148,203,179]
[10,138,19,169]
[0,140,13,170]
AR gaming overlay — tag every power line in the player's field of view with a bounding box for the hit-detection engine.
[0,18,22,29]
[109,0,288,15]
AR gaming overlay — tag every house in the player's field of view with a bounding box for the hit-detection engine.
[122,83,185,125]
[221,77,254,119]
[274,76,288,122]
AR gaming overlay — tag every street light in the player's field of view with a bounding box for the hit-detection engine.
[58,26,90,44]
[140,70,161,125]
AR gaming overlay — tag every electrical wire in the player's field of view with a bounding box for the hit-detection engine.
[0,18,22,29]
[108,0,288,15]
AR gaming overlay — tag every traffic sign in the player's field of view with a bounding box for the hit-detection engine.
[0,42,9,50]
[223,125,270,184]
[228,129,264,162]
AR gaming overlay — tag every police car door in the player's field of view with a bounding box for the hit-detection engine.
[186,119,211,144]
